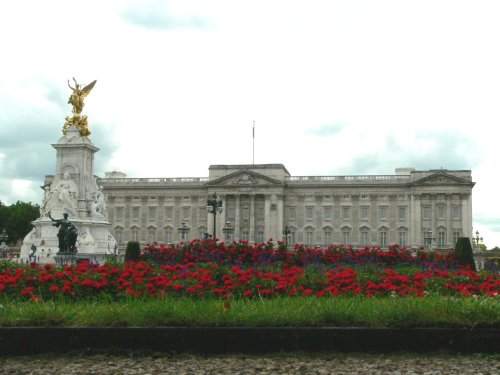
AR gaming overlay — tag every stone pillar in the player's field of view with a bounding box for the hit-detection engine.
[220,194,227,240]
[430,194,436,243]
[264,194,271,240]
[446,194,452,246]
[461,193,472,239]
[276,194,284,243]
[411,194,421,247]
[249,194,255,242]
[235,194,241,240]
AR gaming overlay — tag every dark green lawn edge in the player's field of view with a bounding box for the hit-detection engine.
[1,327,499,354]
[1,296,499,328]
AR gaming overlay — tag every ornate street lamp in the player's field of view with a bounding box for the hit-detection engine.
[222,221,235,242]
[177,222,190,242]
[472,230,483,249]
[207,193,223,239]
[282,226,291,247]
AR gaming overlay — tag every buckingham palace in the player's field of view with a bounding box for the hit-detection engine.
[99,164,474,249]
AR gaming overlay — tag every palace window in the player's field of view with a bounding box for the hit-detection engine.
[164,228,173,244]
[438,230,446,247]
[288,207,296,220]
[379,207,388,220]
[165,207,173,220]
[306,230,314,245]
[242,207,250,220]
[342,230,351,246]
[360,207,369,220]
[131,227,139,242]
[398,207,407,220]
[379,231,388,247]
[453,231,460,244]
[115,207,124,221]
[398,231,407,247]
[257,231,264,243]
[452,206,461,220]
[148,207,156,221]
[323,207,332,221]
[324,230,332,246]
[422,207,431,220]
[437,206,446,220]
[147,228,156,243]
[342,207,350,220]
[114,228,123,245]
[132,207,140,220]
[360,230,369,246]
[257,207,265,220]
[306,206,314,221]
[182,207,190,221]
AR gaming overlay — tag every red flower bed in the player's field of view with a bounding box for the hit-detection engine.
[0,242,498,301]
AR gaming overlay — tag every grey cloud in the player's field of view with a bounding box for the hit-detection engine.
[307,123,344,137]
[0,86,118,204]
[334,130,480,176]
[121,1,210,30]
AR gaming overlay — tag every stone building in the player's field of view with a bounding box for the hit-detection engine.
[99,164,474,249]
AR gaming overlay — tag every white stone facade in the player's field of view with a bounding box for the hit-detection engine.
[99,164,474,249]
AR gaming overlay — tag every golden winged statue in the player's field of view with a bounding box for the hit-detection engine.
[63,78,96,136]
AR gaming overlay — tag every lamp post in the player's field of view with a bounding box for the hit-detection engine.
[282,226,291,247]
[177,222,190,242]
[207,193,223,239]
[222,221,235,242]
[472,230,483,249]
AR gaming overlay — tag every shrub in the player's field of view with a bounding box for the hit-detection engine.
[125,241,141,262]
[454,237,476,271]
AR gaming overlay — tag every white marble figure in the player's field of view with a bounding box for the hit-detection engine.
[53,172,78,217]
[78,228,95,246]
[39,185,53,217]
[95,186,108,219]
[89,198,103,219]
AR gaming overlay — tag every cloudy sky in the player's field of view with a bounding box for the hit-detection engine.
[0,0,499,247]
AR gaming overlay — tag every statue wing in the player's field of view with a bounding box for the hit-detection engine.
[81,80,97,97]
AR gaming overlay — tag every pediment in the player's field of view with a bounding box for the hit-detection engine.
[411,172,473,186]
[205,169,283,187]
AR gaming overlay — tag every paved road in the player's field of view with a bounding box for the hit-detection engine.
[1,353,499,374]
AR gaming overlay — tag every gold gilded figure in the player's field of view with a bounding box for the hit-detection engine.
[63,77,96,136]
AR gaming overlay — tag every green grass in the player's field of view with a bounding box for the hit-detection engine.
[0,296,499,328]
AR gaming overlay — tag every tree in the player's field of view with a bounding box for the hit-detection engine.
[454,237,476,271]
[125,241,141,262]
[1,201,39,244]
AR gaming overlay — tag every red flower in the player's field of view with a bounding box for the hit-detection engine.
[49,285,60,293]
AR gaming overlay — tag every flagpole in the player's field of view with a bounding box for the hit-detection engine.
[252,120,255,165]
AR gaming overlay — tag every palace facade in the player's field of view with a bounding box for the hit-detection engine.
[99,164,474,249]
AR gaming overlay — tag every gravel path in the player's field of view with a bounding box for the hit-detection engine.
[1,353,499,375]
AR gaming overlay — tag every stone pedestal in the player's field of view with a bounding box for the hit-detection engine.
[20,126,116,264]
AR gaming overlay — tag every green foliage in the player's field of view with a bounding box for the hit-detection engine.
[0,200,39,244]
[125,241,141,262]
[454,237,476,271]
[0,297,498,328]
